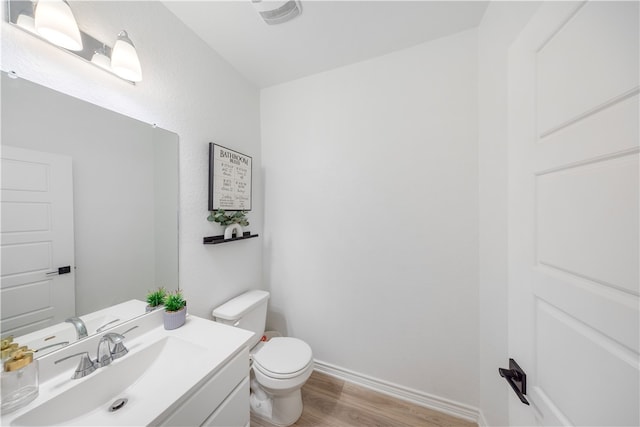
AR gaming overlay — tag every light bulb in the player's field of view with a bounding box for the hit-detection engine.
[91,47,111,71]
[110,30,142,82]
[34,0,83,51]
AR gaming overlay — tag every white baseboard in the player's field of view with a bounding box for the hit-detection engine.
[477,410,488,427]
[313,359,482,425]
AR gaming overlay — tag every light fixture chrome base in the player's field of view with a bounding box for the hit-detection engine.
[6,0,136,84]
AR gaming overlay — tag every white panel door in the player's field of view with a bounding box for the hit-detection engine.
[508,2,639,426]
[1,146,75,337]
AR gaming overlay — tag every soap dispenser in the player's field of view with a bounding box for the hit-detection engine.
[1,337,39,413]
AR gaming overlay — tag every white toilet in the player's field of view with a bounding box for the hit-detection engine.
[212,290,313,427]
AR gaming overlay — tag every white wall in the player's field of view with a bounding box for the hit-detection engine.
[261,29,479,407]
[0,1,263,318]
[477,2,540,426]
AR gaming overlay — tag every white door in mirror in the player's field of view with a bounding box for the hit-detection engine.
[1,146,75,337]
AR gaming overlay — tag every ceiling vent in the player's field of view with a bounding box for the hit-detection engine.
[251,0,302,25]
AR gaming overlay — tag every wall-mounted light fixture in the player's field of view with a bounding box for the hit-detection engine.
[7,0,143,83]
[111,31,142,82]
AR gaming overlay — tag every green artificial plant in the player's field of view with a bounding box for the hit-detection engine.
[164,290,186,312]
[146,287,167,307]
[207,209,249,227]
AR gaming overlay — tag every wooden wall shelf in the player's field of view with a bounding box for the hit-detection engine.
[203,232,259,245]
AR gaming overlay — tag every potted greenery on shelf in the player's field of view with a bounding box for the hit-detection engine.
[207,209,249,239]
[145,287,167,312]
[163,290,187,330]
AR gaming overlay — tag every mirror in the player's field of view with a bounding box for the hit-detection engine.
[0,73,179,353]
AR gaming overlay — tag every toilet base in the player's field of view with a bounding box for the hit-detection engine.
[250,388,303,427]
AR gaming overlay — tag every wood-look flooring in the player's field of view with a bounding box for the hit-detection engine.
[250,371,477,427]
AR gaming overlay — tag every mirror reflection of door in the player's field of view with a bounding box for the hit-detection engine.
[1,146,75,337]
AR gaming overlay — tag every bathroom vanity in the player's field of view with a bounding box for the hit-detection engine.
[1,308,254,426]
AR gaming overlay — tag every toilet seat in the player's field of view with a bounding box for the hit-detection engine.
[253,337,312,379]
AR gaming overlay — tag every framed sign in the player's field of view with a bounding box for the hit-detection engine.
[208,143,252,211]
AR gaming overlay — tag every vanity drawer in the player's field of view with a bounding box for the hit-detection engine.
[157,347,249,427]
[201,376,249,426]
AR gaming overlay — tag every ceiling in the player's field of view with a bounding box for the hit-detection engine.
[163,1,489,88]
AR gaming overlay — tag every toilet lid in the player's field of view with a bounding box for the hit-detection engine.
[253,337,312,376]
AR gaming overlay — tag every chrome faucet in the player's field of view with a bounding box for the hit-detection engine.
[65,317,88,339]
[96,332,125,367]
[54,329,135,379]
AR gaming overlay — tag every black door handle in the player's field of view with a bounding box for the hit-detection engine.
[499,358,529,405]
[46,266,71,276]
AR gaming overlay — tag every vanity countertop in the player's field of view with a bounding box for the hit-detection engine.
[1,312,254,426]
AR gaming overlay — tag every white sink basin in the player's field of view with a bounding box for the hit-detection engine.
[12,336,205,426]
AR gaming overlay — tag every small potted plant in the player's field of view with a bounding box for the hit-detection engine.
[163,290,187,330]
[145,287,167,312]
[207,209,249,239]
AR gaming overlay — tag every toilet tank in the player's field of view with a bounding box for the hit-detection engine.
[212,290,269,349]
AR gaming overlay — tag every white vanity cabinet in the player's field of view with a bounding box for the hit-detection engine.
[0,311,254,427]
[156,347,250,427]
[202,377,250,426]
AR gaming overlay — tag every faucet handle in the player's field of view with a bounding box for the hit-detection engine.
[54,351,97,379]
[102,332,125,343]
[35,341,70,354]
[96,318,121,333]
[110,326,138,360]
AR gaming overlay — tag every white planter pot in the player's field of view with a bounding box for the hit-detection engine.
[163,307,186,330]
[224,224,243,239]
